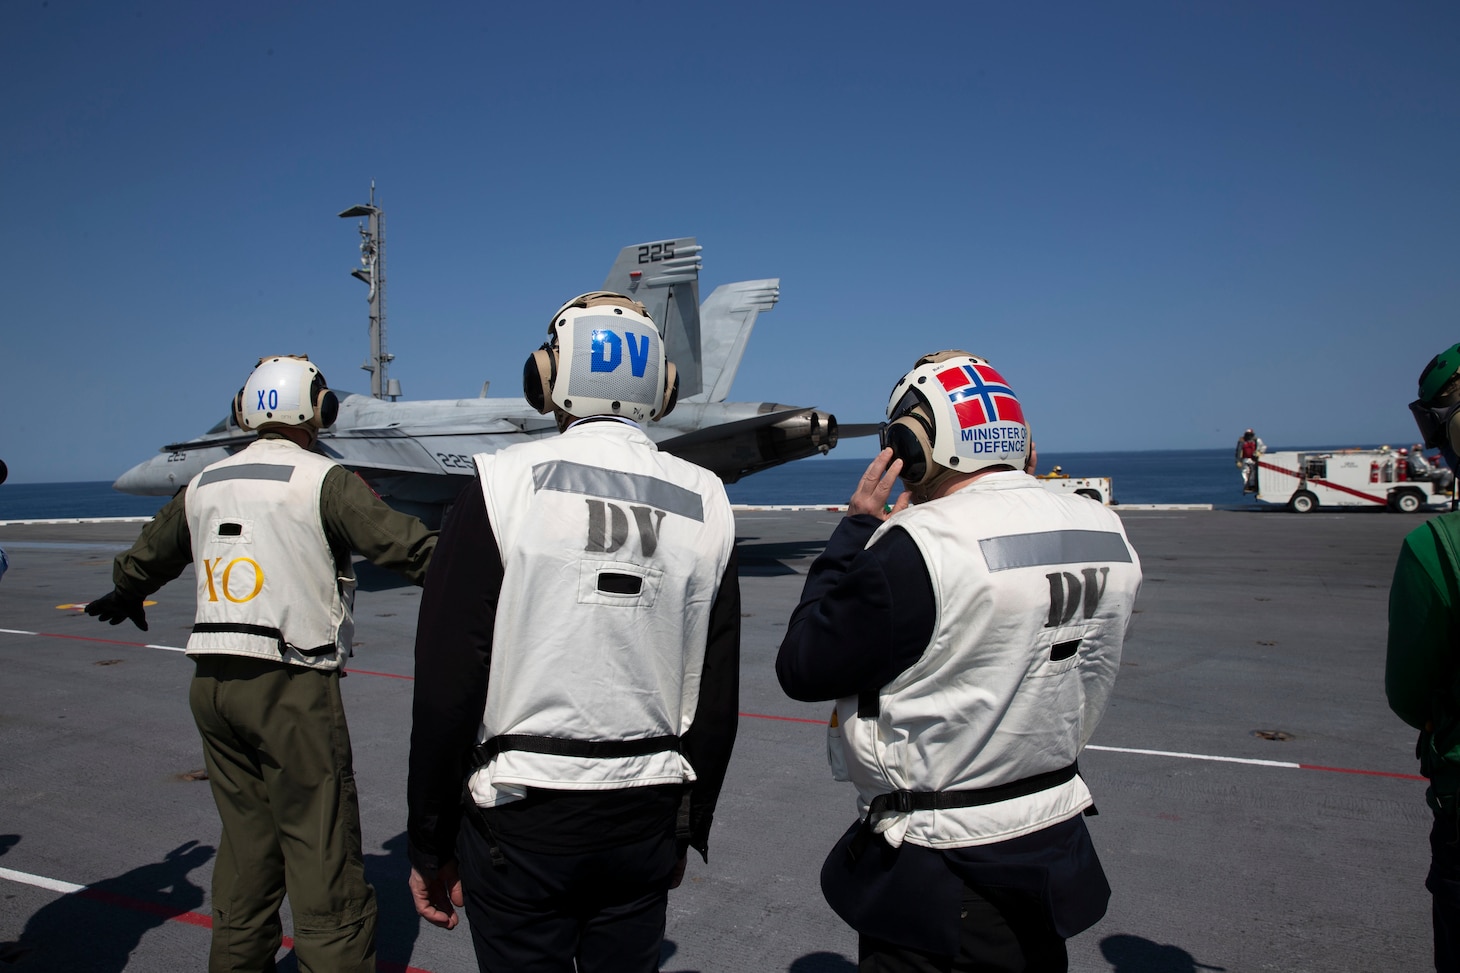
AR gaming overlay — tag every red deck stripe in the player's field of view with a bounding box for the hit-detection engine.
[737,711,827,725]
[33,631,162,648]
[1298,763,1426,781]
[78,887,431,971]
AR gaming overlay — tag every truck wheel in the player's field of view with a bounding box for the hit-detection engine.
[1074,489,1103,502]
[1393,490,1423,514]
[1289,490,1318,513]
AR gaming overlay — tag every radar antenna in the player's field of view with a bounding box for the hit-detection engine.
[338,183,400,400]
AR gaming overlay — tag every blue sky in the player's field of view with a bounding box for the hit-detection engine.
[2,1,1456,483]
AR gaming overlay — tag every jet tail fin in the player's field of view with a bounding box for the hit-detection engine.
[692,279,780,404]
[602,238,704,399]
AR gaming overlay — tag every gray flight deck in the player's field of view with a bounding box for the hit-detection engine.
[0,506,1438,972]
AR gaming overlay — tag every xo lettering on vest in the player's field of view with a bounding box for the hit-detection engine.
[202,556,266,603]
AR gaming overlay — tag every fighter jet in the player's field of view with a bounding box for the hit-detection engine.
[112,236,848,526]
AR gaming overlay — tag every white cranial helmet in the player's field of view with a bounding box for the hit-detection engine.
[523,291,678,423]
[881,350,1028,491]
[233,355,338,432]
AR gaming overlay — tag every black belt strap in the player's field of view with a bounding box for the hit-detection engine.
[849,762,1082,861]
[470,733,682,771]
[190,622,336,658]
[462,733,684,868]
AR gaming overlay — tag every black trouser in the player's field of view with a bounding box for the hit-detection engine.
[457,815,679,973]
[1431,810,1460,972]
[858,883,1068,973]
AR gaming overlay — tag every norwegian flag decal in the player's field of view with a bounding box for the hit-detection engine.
[937,364,1025,428]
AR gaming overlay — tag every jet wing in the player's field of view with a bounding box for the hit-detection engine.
[161,432,257,452]
[656,408,840,483]
[315,418,552,477]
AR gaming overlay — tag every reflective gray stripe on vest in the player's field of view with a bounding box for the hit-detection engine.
[196,464,295,487]
[531,461,704,522]
[979,529,1132,572]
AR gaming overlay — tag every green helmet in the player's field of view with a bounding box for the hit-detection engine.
[1418,342,1460,405]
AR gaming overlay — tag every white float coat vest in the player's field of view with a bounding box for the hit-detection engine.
[468,420,735,808]
[832,471,1142,848]
[184,439,354,669]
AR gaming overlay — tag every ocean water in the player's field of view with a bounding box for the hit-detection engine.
[724,449,1243,507]
[0,448,1259,521]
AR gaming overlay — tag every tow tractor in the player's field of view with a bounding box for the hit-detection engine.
[1035,467,1115,505]
[1254,449,1454,513]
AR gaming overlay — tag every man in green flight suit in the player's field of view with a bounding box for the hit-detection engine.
[86,355,437,973]
[1388,341,1460,972]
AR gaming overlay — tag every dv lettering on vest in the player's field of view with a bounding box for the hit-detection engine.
[1045,567,1108,627]
[584,500,666,556]
[590,329,652,377]
[202,556,266,603]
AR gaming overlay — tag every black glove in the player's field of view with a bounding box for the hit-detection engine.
[86,589,149,631]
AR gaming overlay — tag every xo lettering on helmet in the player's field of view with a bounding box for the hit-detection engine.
[255,389,281,411]
[590,330,652,378]
[202,557,266,603]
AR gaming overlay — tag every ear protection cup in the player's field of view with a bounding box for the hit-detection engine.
[308,371,339,429]
[656,361,679,420]
[523,342,558,414]
[232,388,247,429]
[1448,410,1460,456]
[884,409,935,488]
[316,389,339,429]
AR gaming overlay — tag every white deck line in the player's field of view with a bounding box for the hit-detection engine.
[0,517,155,526]
[0,865,86,895]
[1087,743,1300,769]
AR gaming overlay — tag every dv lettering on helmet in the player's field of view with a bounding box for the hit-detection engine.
[202,557,266,603]
[590,329,653,378]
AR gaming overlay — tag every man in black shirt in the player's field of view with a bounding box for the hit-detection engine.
[405,293,741,972]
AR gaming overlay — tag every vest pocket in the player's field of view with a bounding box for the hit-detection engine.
[208,517,253,544]
[577,559,661,607]
[1031,624,1089,677]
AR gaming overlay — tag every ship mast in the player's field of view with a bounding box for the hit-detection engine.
[338,183,400,400]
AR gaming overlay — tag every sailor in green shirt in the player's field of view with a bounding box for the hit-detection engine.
[86,355,436,973]
[1387,341,1460,972]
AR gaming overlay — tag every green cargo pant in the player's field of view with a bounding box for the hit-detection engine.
[189,655,377,973]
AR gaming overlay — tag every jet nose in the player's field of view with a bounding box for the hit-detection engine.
[113,457,180,496]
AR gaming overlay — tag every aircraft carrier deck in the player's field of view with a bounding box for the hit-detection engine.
[0,506,1436,972]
